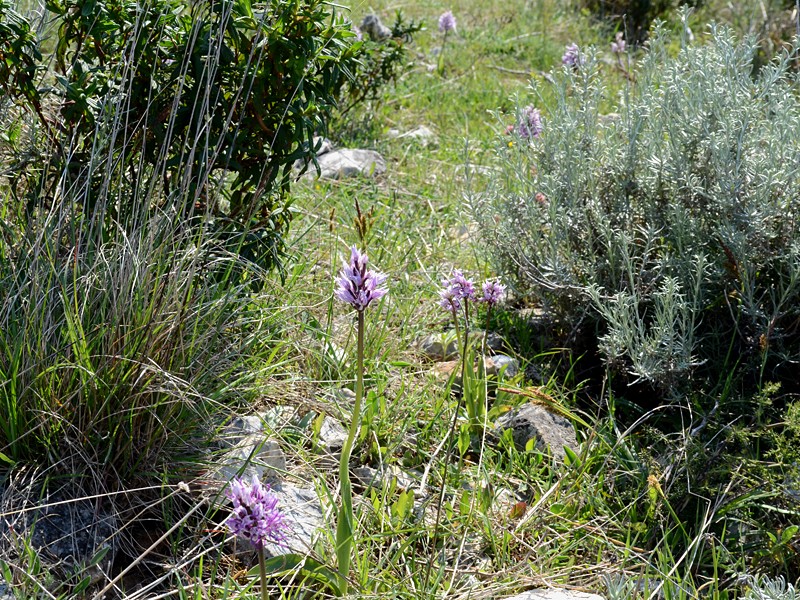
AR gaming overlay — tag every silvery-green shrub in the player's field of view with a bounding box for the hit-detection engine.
[473,16,800,396]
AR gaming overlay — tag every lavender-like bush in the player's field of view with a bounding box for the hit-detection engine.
[333,246,388,594]
[473,18,800,395]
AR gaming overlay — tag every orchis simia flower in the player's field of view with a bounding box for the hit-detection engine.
[438,10,456,33]
[333,246,388,594]
[227,475,288,600]
[480,280,505,307]
[437,10,456,75]
[479,280,505,351]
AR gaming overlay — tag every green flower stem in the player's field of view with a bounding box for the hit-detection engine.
[422,306,467,595]
[482,306,493,356]
[460,302,470,384]
[258,547,268,600]
[336,309,365,595]
[438,30,449,75]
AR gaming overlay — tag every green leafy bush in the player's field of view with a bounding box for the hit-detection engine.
[4,0,359,268]
[474,21,800,399]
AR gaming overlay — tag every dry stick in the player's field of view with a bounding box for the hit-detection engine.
[93,500,206,599]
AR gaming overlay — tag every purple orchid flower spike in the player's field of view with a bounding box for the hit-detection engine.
[438,10,456,33]
[226,475,288,550]
[480,280,506,306]
[562,43,582,67]
[335,246,388,311]
[448,269,476,301]
[438,286,463,313]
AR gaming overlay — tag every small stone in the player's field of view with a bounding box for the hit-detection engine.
[484,354,520,378]
[360,14,392,42]
[266,483,326,557]
[388,125,437,147]
[316,416,348,467]
[432,360,460,379]
[222,415,264,442]
[304,149,387,180]
[292,137,335,171]
[493,403,578,460]
[418,333,459,361]
[484,331,506,352]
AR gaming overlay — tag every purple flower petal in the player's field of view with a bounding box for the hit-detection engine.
[226,475,288,550]
[335,246,389,311]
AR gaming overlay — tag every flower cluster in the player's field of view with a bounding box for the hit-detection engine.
[611,32,626,54]
[562,43,582,67]
[335,246,388,311]
[226,475,288,550]
[439,270,505,313]
[480,280,506,306]
[516,105,543,140]
[438,10,456,33]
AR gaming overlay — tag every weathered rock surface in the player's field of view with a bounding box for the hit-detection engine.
[484,354,520,378]
[306,148,387,180]
[360,14,391,41]
[261,482,325,557]
[418,333,459,361]
[1,482,116,584]
[387,125,437,146]
[504,590,605,600]
[316,415,348,468]
[353,465,418,492]
[493,403,578,460]
[292,137,334,172]
[211,414,287,484]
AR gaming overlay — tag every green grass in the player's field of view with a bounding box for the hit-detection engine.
[1,0,799,598]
